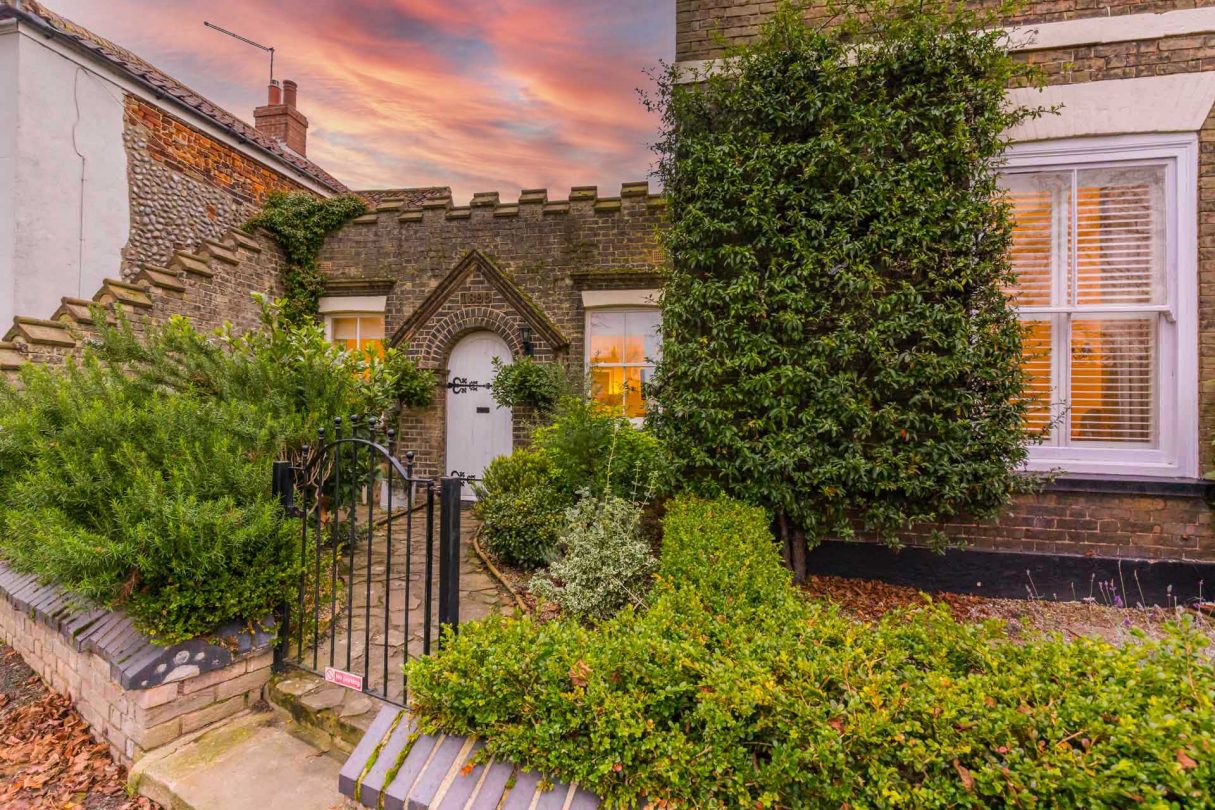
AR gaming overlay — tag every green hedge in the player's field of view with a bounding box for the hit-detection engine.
[409,496,1215,807]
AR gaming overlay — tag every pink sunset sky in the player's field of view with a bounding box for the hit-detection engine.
[52,0,673,200]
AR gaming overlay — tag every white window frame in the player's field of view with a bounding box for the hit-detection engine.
[583,301,661,420]
[319,295,387,350]
[1004,133,1198,478]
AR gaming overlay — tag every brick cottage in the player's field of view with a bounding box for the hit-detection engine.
[3,0,1215,568]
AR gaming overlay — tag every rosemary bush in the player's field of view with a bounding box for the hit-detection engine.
[0,300,422,642]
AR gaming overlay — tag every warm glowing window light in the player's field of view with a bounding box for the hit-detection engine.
[329,314,386,358]
[1004,164,1166,450]
[587,309,660,418]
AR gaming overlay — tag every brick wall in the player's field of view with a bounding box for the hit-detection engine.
[122,95,312,279]
[319,186,667,478]
[0,587,272,766]
[896,488,1215,562]
[676,0,1215,61]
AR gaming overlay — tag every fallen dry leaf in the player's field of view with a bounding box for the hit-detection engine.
[953,759,975,792]
[569,659,592,689]
[0,642,160,809]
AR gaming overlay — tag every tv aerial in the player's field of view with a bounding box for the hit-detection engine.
[203,21,275,84]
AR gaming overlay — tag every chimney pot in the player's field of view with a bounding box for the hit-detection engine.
[282,79,298,109]
[254,79,309,156]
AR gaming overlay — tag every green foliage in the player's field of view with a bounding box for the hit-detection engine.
[532,397,669,503]
[410,495,1215,807]
[490,356,568,413]
[474,398,669,567]
[475,449,569,568]
[244,191,367,324]
[364,349,436,411]
[529,494,656,621]
[0,300,393,642]
[646,0,1049,547]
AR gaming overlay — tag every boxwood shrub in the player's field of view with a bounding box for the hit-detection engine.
[410,496,1215,807]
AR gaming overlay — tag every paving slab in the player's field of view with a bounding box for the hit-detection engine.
[130,711,350,810]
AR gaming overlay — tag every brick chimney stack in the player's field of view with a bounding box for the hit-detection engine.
[254,78,308,156]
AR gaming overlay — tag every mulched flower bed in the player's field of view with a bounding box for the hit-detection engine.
[0,644,158,810]
[802,574,1215,647]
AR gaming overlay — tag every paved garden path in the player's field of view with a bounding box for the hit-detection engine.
[296,506,515,709]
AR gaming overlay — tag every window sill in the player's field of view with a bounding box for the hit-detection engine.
[1030,472,1214,499]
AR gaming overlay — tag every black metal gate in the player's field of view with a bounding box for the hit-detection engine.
[272,417,462,706]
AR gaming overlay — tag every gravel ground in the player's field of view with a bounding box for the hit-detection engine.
[0,643,158,810]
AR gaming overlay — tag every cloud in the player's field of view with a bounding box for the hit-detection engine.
[49,0,673,200]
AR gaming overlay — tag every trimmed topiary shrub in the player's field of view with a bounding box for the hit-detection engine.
[410,495,1215,807]
[646,0,1050,566]
[475,448,570,568]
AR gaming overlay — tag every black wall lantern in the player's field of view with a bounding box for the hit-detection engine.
[520,325,534,358]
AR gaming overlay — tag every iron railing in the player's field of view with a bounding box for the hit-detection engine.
[273,417,462,706]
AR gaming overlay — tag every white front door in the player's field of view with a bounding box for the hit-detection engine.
[445,332,513,496]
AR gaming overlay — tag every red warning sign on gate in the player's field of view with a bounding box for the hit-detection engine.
[324,667,364,691]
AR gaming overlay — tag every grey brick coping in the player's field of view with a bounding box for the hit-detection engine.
[341,705,602,810]
[0,561,274,690]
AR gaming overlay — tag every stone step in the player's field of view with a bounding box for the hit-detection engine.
[339,706,601,810]
[268,670,386,756]
[130,710,354,810]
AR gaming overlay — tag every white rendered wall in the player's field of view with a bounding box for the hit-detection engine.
[3,22,130,330]
[0,23,17,332]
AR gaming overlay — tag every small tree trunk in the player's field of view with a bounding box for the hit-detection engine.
[776,511,793,570]
[791,523,808,585]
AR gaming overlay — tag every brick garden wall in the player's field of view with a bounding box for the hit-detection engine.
[122,96,312,281]
[318,185,667,478]
[0,577,272,766]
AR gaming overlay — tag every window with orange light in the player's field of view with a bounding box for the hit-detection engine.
[327,314,385,358]
[586,309,660,418]
[1001,138,1196,478]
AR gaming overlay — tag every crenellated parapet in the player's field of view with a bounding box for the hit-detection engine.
[350,181,667,226]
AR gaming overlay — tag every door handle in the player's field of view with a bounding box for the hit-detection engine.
[476,406,490,414]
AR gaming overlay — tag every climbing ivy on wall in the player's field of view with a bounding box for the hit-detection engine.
[646,0,1049,572]
[244,191,368,324]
